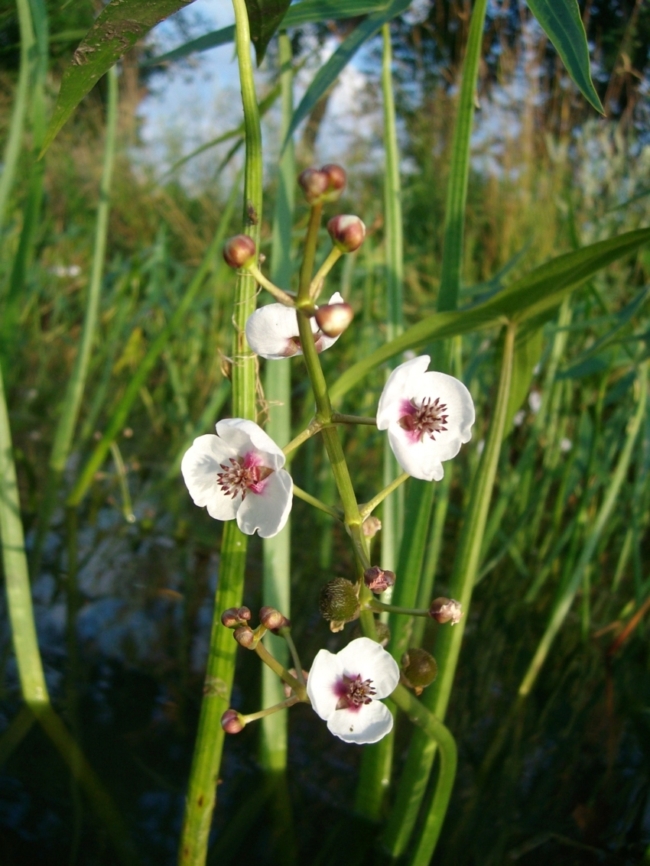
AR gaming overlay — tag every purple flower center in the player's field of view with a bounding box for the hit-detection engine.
[334,673,376,712]
[217,452,273,499]
[399,397,449,443]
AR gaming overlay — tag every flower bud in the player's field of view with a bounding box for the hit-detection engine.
[364,566,396,594]
[233,625,258,648]
[314,302,354,338]
[221,709,245,734]
[429,597,463,625]
[223,234,256,269]
[327,215,366,253]
[221,606,252,629]
[259,606,290,632]
[351,620,391,647]
[319,578,360,632]
[362,516,382,538]
[321,163,347,200]
[298,168,329,204]
[401,648,438,695]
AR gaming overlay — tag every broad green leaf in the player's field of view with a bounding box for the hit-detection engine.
[42,0,196,153]
[143,0,389,67]
[282,0,411,149]
[245,0,292,64]
[329,227,650,401]
[526,0,603,113]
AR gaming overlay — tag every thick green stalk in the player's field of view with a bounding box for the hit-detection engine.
[437,0,489,313]
[178,2,261,863]
[383,323,516,860]
[33,65,118,566]
[518,361,648,697]
[0,0,34,235]
[260,31,294,783]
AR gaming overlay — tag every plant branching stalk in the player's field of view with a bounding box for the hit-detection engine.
[178,2,261,863]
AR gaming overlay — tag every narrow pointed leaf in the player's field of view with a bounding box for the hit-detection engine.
[330,228,650,401]
[42,0,195,153]
[245,0,292,64]
[526,0,603,113]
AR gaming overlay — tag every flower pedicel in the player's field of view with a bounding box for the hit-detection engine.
[181,418,292,538]
[377,355,475,481]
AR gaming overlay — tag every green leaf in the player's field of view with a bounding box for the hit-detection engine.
[42,0,195,153]
[245,0,292,64]
[505,321,545,432]
[329,227,650,401]
[143,0,389,67]
[526,0,604,113]
[282,0,411,149]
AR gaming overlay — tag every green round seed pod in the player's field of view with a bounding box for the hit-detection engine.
[319,578,359,623]
[401,647,438,694]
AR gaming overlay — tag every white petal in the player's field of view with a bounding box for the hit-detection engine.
[306,648,343,720]
[337,637,400,699]
[326,700,394,744]
[216,418,286,470]
[388,428,445,481]
[412,371,475,444]
[236,468,293,537]
[181,434,237,506]
[377,356,431,430]
[246,304,300,360]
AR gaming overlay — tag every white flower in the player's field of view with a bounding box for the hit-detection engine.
[306,637,399,745]
[245,293,344,360]
[181,418,292,538]
[376,355,475,482]
[528,390,542,413]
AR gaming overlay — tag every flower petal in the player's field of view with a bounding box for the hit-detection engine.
[376,355,431,430]
[236,468,293,537]
[306,648,343,720]
[245,304,301,360]
[387,428,445,481]
[412,371,475,445]
[181,434,238,506]
[216,418,286,471]
[326,699,394,744]
[337,637,400,699]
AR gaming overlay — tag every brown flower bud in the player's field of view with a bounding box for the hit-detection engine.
[401,648,438,695]
[429,597,463,625]
[223,234,256,268]
[298,168,329,204]
[221,606,252,629]
[321,163,347,200]
[259,606,290,632]
[362,516,382,538]
[221,709,245,734]
[364,566,396,594]
[283,668,309,698]
[319,578,359,631]
[327,215,366,253]
[233,625,258,648]
[314,302,354,338]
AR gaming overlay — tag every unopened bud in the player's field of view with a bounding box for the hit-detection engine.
[321,163,347,200]
[223,234,256,268]
[259,606,290,632]
[221,606,252,628]
[352,621,391,647]
[364,566,396,594]
[315,302,354,338]
[362,516,382,538]
[221,709,245,734]
[327,215,366,253]
[429,597,463,625]
[401,648,438,695]
[319,578,359,632]
[298,167,329,204]
[233,625,258,648]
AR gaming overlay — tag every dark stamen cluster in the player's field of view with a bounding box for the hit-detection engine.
[400,397,448,441]
[217,458,263,499]
[336,674,376,710]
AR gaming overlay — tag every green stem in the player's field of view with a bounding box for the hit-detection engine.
[360,472,409,519]
[178,2,261,863]
[309,247,343,300]
[383,323,515,860]
[246,262,296,305]
[255,641,306,700]
[293,485,343,520]
[368,600,429,617]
